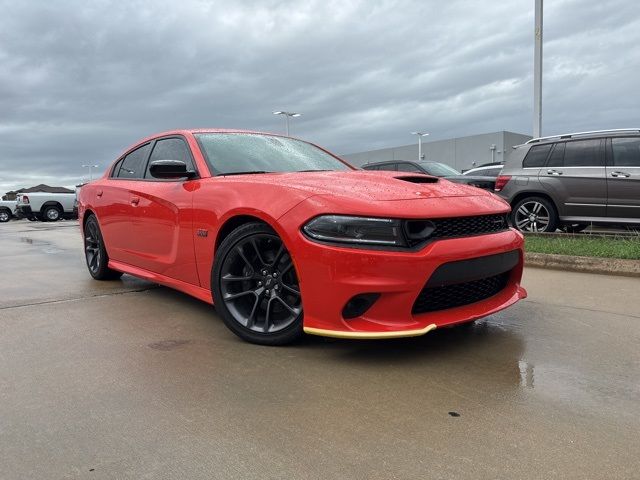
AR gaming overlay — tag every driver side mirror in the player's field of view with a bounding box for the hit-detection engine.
[149,160,197,180]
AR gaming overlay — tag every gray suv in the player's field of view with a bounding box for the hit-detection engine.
[496,129,640,232]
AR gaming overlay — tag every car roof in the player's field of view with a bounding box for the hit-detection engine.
[365,160,439,166]
[522,128,640,147]
[136,128,291,143]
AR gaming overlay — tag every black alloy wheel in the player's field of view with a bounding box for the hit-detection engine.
[84,215,123,280]
[212,222,303,345]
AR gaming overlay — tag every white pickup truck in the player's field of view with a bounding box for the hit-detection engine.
[16,192,78,221]
[0,199,17,222]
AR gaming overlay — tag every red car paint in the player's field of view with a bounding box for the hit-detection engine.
[79,129,526,338]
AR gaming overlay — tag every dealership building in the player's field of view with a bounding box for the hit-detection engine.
[341,131,532,172]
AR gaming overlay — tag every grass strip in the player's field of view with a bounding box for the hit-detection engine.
[525,235,640,260]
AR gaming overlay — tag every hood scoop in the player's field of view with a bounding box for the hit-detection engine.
[394,175,439,184]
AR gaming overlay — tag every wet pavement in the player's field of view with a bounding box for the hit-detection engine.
[1,220,639,479]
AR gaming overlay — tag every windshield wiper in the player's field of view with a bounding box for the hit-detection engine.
[217,170,272,176]
[296,169,333,172]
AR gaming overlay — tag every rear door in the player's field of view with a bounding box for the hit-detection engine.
[538,139,607,218]
[97,142,151,264]
[127,136,200,285]
[606,137,640,219]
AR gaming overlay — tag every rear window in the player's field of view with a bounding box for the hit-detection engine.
[522,144,552,168]
[367,163,396,171]
[612,137,640,167]
[396,163,421,173]
[115,143,151,179]
[546,143,565,167]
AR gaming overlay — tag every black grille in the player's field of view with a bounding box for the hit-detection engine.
[412,272,510,314]
[430,214,508,239]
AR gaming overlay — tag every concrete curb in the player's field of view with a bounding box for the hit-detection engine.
[525,252,640,277]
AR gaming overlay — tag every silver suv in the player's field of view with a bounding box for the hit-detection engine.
[496,129,640,232]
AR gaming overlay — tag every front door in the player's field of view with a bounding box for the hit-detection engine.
[606,137,640,220]
[128,136,200,285]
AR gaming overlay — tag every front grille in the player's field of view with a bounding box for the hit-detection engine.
[412,272,510,314]
[403,214,508,247]
[430,214,508,239]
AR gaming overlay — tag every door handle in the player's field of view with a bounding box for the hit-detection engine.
[546,169,563,175]
[131,196,140,205]
[610,171,631,178]
[96,190,103,198]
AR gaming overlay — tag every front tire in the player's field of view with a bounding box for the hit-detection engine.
[511,196,558,233]
[212,222,303,345]
[0,209,10,222]
[84,215,123,280]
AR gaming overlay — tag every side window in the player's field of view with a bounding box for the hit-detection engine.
[563,139,603,167]
[111,158,125,177]
[612,138,640,167]
[396,163,421,172]
[145,138,195,178]
[547,142,565,167]
[116,143,151,179]
[379,163,397,171]
[522,144,552,168]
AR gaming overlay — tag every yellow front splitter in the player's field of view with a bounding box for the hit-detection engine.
[303,323,437,340]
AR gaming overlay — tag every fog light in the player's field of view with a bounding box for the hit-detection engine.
[342,293,380,319]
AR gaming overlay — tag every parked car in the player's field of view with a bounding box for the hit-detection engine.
[78,129,526,345]
[0,199,17,222]
[362,160,497,190]
[463,163,504,177]
[16,191,78,221]
[496,129,640,232]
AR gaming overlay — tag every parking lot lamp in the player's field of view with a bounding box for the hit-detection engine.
[273,111,302,136]
[82,164,99,181]
[410,132,429,160]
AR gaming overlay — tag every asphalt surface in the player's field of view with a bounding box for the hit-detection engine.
[1,220,639,480]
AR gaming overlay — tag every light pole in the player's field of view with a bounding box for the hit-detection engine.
[533,0,543,138]
[273,111,301,136]
[82,164,99,182]
[410,132,429,161]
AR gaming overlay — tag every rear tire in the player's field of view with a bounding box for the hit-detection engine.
[84,215,123,280]
[511,196,558,233]
[43,206,61,222]
[212,222,303,346]
[0,209,10,222]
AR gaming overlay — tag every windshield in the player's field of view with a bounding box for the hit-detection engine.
[418,162,460,177]
[195,133,352,175]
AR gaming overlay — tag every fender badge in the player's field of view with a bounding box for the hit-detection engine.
[196,229,208,238]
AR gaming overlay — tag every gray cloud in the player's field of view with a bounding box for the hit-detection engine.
[1,0,639,192]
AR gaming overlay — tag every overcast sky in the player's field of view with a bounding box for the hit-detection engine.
[1,0,639,192]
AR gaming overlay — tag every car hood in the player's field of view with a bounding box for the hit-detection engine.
[215,170,487,201]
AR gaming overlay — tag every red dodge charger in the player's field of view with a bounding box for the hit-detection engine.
[78,129,526,345]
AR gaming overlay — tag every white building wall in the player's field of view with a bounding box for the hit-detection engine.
[341,131,532,171]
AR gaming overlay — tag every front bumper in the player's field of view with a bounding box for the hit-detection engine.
[290,229,526,339]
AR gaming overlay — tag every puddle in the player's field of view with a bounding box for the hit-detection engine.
[19,237,63,254]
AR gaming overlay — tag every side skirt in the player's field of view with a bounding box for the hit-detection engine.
[108,259,214,305]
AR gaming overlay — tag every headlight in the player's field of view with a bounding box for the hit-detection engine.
[302,215,406,247]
